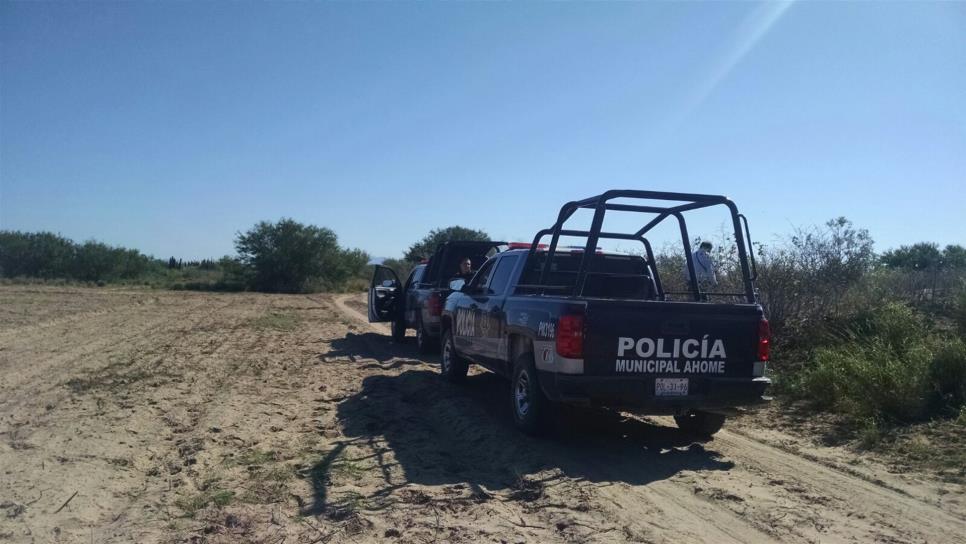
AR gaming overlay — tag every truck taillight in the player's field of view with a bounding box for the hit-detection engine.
[556,315,584,359]
[758,318,771,362]
[427,292,442,317]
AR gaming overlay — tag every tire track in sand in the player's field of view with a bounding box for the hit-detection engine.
[331,292,966,544]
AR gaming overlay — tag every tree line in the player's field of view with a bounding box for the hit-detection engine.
[0,221,490,293]
[0,231,156,283]
[3,219,963,302]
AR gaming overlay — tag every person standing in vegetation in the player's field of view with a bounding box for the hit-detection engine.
[685,241,717,299]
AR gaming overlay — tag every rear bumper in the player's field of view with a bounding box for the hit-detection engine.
[540,373,771,414]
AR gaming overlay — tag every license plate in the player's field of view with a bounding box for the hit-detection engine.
[655,378,689,396]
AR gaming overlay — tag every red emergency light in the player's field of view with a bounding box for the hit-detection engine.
[507,242,548,250]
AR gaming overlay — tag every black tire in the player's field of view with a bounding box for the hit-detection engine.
[510,353,550,435]
[674,411,726,437]
[390,316,406,343]
[440,329,469,383]
[415,315,436,354]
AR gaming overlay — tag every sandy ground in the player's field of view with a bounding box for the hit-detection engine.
[1,286,964,544]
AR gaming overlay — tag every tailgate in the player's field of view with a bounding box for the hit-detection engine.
[582,300,764,378]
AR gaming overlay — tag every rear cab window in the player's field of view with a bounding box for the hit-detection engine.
[516,252,654,299]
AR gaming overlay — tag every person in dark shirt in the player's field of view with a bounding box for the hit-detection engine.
[454,257,474,283]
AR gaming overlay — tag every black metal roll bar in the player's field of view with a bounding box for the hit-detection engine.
[523,190,758,303]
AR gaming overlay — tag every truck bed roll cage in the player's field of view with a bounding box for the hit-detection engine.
[521,190,759,303]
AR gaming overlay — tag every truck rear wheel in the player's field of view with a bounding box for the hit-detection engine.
[511,354,549,435]
[440,330,468,383]
[674,411,726,437]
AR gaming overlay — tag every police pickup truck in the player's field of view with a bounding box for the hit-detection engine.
[369,240,504,352]
[439,190,771,436]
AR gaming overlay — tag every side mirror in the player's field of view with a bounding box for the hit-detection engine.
[381,279,395,288]
[448,278,466,291]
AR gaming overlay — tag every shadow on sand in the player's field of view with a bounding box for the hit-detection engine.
[304,330,734,517]
[323,331,426,370]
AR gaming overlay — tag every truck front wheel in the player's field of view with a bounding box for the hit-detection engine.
[511,354,549,435]
[440,330,468,383]
[674,411,726,437]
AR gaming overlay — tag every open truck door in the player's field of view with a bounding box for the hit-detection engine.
[368,265,401,323]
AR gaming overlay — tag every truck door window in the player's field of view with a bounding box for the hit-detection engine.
[486,255,519,295]
[408,266,425,289]
[469,259,497,290]
[404,268,418,291]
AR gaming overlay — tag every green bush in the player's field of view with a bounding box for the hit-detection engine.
[797,303,965,422]
[954,290,966,336]
[343,276,369,293]
[801,337,930,420]
[234,219,371,293]
[824,302,924,350]
[927,340,966,413]
[235,219,343,293]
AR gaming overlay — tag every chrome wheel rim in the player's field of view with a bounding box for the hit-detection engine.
[416,325,423,346]
[515,370,530,417]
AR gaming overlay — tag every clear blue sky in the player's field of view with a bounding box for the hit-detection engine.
[2,1,964,260]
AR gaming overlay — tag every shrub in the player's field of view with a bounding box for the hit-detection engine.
[798,303,928,419]
[797,303,965,423]
[755,217,875,342]
[856,417,883,450]
[823,302,925,352]
[927,340,966,413]
[801,337,931,421]
[954,290,966,336]
[335,248,372,289]
[236,219,341,293]
[234,219,370,293]
[343,277,369,293]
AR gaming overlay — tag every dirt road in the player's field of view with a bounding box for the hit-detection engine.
[1,287,963,543]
